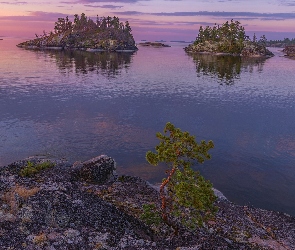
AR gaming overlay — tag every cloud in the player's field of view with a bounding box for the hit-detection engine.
[61,0,147,3]
[0,1,27,4]
[113,10,295,21]
[128,18,215,27]
[0,11,69,22]
[278,0,295,6]
[113,11,143,15]
[84,4,123,8]
[153,11,295,20]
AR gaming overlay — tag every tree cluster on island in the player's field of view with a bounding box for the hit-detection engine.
[185,20,274,57]
[17,14,138,52]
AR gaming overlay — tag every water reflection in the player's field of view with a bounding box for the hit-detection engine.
[189,54,267,84]
[33,49,135,77]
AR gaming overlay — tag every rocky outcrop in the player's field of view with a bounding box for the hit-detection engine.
[240,41,274,57]
[138,42,171,47]
[283,45,295,57]
[185,40,274,57]
[1,155,294,249]
[71,155,116,184]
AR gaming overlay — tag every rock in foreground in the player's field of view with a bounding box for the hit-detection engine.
[0,156,294,249]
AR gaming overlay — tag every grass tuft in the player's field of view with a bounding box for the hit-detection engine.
[19,161,55,177]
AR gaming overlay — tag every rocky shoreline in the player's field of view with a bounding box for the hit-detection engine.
[16,42,138,53]
[184,41,274,58]
[1,155,294,249]
[283,45,295,57]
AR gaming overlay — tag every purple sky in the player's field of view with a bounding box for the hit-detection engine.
[1,0,295,41]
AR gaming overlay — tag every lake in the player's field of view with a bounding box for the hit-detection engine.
[1,38,295,216]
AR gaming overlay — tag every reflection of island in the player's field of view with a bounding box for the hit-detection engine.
[189,53,266,84]
[40,49,135,76]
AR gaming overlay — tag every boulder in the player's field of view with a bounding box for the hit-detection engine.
[71,155,116,184]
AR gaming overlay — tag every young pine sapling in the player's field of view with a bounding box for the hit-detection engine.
[145,122,217,233]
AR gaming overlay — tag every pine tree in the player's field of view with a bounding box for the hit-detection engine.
[145,122,217,233]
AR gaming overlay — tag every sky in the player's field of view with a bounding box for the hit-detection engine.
[0,0,295,41]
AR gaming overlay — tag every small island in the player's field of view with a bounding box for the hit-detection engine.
[138,41,171,47]
[185,20,274,57]
[17,14,138,52]
[283,45,295,57]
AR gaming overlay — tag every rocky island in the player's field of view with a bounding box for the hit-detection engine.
[17,14,138,52]
[185,20,274,57]
[138,42,171,47]
[0,155,294,249]
[283,45,295,57]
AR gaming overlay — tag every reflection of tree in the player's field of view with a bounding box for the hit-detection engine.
[189,54,266,85]
[40,50,134,77]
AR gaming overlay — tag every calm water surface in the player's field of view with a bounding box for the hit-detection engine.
[1,38,295,216]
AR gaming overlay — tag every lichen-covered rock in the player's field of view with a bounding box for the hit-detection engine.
[71,155,116,184]
[241,41,274,57]
[0,156,295,249]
